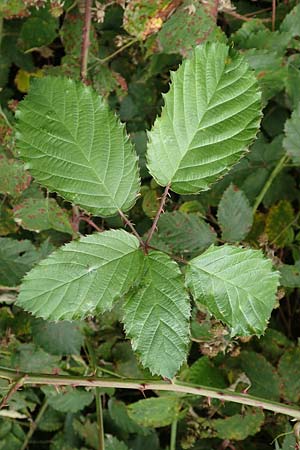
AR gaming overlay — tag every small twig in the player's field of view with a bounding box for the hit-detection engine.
[0,376,26,410]
[20,400,48,450]
[223,9,271,22]
[252,155,289,214]
[272,0,276,31]
[145,184,170,247]
[80,0,92,82]
[118,210,145,248]
[79,216,103,233]
[71,206,81,233]
[244,7,272,16]
[170,417,178,450]
[89,38,138,69]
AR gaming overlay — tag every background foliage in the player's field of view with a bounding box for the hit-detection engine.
[1,0,300,449]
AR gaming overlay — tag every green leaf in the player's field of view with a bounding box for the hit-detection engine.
[280,262,300,288]
[238,351,281,401]
[280,3,300,38]
[42,386,94,413]
[108,398,148,435]
[265,200,295,247]
[148,211,216,258]
[278,347,300,403]
[186,245,279,336]
[217,184,253,242]
[212,409,264,441]
[16,76,140,217]
[156,0,225,57]
[147,42,261,194]
[188,356,227,387]
[123,251,190,378]
[20,17,57,50]
[283,102,300,164]
[17,229,143,321]
[0,238,40,287]
[127,397,181,428]
[13,197,73,234]
[31,318,84,355]
[105,436,130,450]
[0,155,31,197]
[10,343,60,373]
[38,407,64,432]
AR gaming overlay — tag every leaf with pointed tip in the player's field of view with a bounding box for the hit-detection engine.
[147,42,261,194]
[283,103,300,164]
[123,251,190,378]
[16,76,140,217]
[186,245,279,336]
[16,230,143,321]
[217,184,253,242]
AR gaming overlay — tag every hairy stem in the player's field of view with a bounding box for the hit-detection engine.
[96,388,105,450]
[118,210,145,247]
[20,400,48,450]
[252,155,289,214]
[170,417,178,450]
[0,367,300,419]
[80,0,92,82]
[146,184,170,247]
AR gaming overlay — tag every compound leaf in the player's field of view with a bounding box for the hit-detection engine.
[16,76,140,217]
[147,42,261,194]
[186,245,279,336]
[17,229,143,321]
[123,251,190,378]
[217,183,253,242]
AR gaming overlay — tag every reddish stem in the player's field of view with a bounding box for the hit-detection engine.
[145,184,170,248]
[80,0,92,83]
[79,216,103,233]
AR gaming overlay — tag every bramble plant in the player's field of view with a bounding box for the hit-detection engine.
[2,1,300,449]
[15,42,279,378]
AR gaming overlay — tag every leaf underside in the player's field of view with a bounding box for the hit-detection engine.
[16,229,143,321]
[147,42,262,194]
[16,76,140,216]
[186,245,279,336]
[123,251,190,378]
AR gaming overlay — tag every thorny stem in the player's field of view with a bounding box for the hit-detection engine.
[20,400,48,450]
[170,417,178,450]
[80,0,92,82]
[252,155,289,214]
[118,209,145,248]
[1,367,300,419]
[145,184,171,247]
